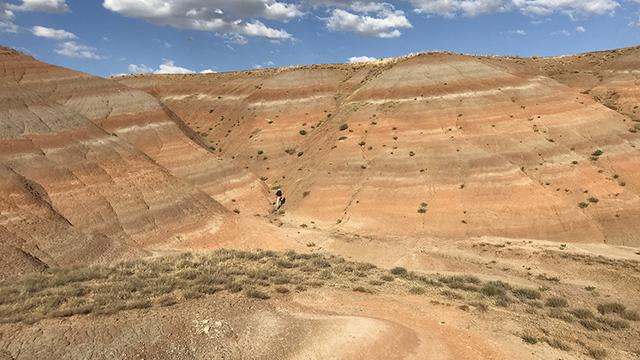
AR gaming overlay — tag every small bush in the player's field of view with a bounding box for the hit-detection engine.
[299,130,307,135]
[339,124,349,131]
[570,308,595,319]
[380,274,394,282]
[588,347,607,359]
[275,286,290,294]
[245,289,270,300]
[578,202,589,209]
[579,319,607,331]
[588,197,599,203]
[548,309,574,323]
[621,310,639,321]
[353,286,373,294]
[440,290,464,300]
[521,334,538,344]
[480,282,508,297]
[546,338,571,351]
[513,288,541,300]
[158,295,177,307]
[597,302,625,315]
[390,267,408,276]
[469,301,488,312]
[545,296,568,308]
[495,295,511,307]
[409,287,425,295]
[598,317,629,329]
[591,149,603,157]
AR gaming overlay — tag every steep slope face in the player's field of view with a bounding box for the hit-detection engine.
[119,49,640,246]
[0,47,270,278]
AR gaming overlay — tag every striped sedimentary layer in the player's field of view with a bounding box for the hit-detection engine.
[0,47,270,277]
[119,48,640,246]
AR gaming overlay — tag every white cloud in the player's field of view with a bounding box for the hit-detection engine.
[511,29,526,35]
[128,60,217,74]
[54,41,101,59]
[630,16,640,27]
[31,25,77,40]
[253,60,275,69]
[155,60,194,74]
[128,63,153,73]
[575,25,586,32]
[0,9,18,33]
[347,55,377,63]
[7,0,69,13]
[326,4,412,38]
[410,0,620,18]
[102,0,297,41]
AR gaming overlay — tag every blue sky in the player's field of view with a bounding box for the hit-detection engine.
[1,0,639,77]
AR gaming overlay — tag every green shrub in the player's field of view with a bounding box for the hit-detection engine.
[339,124,349,131]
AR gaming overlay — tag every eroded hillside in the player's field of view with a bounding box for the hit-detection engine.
[0,47,272,279]
[119,47,640,246]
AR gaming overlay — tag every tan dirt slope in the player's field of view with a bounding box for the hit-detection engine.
[118,46,640,247]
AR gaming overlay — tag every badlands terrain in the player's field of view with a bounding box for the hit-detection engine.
[0,45,639,359]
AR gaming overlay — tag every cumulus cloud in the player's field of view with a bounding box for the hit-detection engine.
[347,55,377,63]
[0,8,18,33]
[630,16,640,27]
[54,41,101,59]
[7,0,69,13]
[102,0,297,41]
[326,3,412,38]
[128,60,217,74]
[410,0,620,18]
[575,25,586,32]
[31,25,77,40]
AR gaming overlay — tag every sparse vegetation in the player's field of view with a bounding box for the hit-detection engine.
[588,347,607,359]
[409,286,426,295]
[597,302,625,315]
[570,308,595,319]
[513,287,541,300]
[339,123,349,131]
[521,334,538,344]
[390,267,408,276]
[545,296,568,308]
